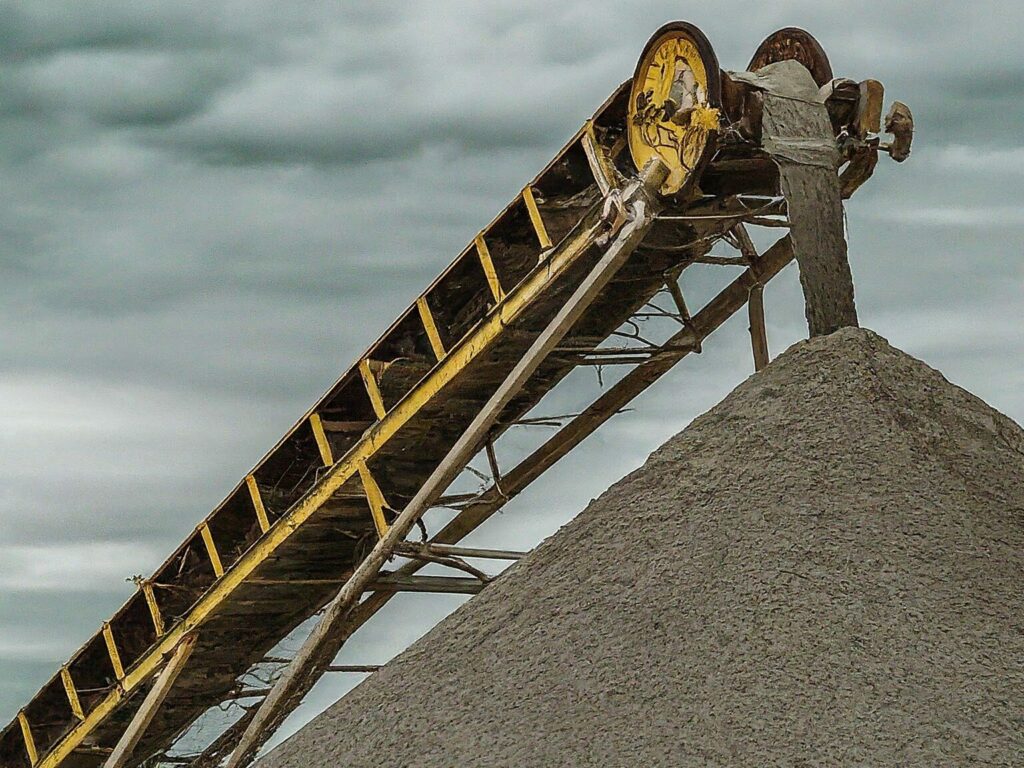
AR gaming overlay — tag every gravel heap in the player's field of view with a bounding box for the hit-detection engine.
[260,328,1024,767]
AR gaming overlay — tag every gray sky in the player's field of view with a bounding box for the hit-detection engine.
[1,0,1022,750]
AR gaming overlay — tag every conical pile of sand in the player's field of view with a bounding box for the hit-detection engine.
[260,328,1024,767]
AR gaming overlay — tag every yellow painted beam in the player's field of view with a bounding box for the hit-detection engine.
[245,474,270,534]
[581,121,616,196]
[309,414,334,467]
[474,234,505,304]
[32,203,606,768]
[101,623,125,681]
[358,359,388,421]
[415,297,446,362]
[103,634,197,768]
[521,185,552,249]
[141,582,165,638]
[356,460,390,538]
[197,523,224,579]
[59,668,84,721]
[18,711,38,766]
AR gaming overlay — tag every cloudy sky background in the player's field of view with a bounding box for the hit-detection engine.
[1,0,1022,750]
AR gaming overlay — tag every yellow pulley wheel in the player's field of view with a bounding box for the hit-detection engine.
[627,21,721,196]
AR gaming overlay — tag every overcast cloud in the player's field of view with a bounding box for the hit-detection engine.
[1,0,1022,747]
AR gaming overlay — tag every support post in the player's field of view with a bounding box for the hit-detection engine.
[748,284,769,371]
[484,438,503,496]
[732,222,769,370]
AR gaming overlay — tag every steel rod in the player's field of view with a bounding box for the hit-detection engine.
[394,543,527,561]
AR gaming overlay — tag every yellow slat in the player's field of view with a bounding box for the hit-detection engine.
[245,474,270,534]
[59,668,84,721]
[415,297,447,362]
[101,623,125,680]
[309,414,334,467]
[581,120,616,196]
[358,359,388,420]
[521,185,552,249]
[18,712,38,766]
[141,582,165,638]
[198,523,224,578]
[33,202,605,768]
[474,234,505,303]
[356,460,390,538]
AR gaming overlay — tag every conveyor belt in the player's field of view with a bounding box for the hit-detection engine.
[0,23,911,768]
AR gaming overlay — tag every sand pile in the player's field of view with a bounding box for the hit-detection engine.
[260,328,1024,767]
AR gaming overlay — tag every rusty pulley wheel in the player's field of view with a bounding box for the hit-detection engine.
[748,27,834,87]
